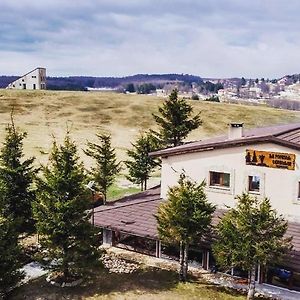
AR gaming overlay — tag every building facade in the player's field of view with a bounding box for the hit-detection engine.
[155,123,300,223]
[152,122,300,290]
[6,67,46,90]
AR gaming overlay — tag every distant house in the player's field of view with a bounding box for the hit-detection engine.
[6,67,46,90]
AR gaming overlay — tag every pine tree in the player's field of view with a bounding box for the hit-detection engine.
[0,115,36,233]
[0,215,24,298]
[33,134,101,281]
[152,89,202,147]
[84,134,121,204]
[213,193,292,300]
[125,132,160,191]
[156,173,215,281]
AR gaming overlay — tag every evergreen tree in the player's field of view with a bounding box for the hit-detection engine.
[84,134,121,204]
[33,134,100,280]
[0,215,24,298]
[156,174,215,281]
[125,83,135,93]
[213,193,292,300]
[152,89,202,147]
[0,115,36,233]
[241,77,247,86]
[125,132,160,191]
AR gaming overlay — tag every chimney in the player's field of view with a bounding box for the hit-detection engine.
[228,122,244,139]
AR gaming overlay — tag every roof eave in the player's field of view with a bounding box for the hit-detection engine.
[150,136,300,158]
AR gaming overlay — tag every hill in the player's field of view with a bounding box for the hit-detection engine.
[0,89,299,169]
[0,74,204,91]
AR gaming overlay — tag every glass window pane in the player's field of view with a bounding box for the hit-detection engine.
[223,173,230,187]
[249,176,260,192]
[210,171,230,188]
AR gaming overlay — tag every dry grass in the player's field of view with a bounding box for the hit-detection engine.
[0,89,299,169]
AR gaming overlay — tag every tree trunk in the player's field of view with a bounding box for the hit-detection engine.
[62,246,70,279]
[140,181,144,191]
[179,241,184,281]
[103,188,107,205]
[144,179,147,191]
[183,242,189,281]
[247,266,256,300]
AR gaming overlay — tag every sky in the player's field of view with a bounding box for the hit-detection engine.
[1,0,300,79]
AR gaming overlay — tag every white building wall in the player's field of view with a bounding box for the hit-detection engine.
[7,68,46,90]
[160,143,300,222]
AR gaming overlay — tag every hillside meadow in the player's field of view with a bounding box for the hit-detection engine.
[0,89,300,170]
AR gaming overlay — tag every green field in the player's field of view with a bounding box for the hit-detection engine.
[0,89,299,169]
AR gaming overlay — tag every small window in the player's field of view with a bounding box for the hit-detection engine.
[248,176,260,193]
[210,171,230,188]
[298,182,300,199]
[32,75,36,78]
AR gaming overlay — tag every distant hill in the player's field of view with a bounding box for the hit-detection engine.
[0,73,204,91]
[0,76,19,88]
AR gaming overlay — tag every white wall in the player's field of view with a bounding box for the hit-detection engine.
[161,143,300,222]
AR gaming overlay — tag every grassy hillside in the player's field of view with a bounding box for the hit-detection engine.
[0,89,300,168]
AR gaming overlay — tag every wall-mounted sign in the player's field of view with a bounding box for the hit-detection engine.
[245,149,296,170]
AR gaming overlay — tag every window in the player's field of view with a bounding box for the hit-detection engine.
[248,176,260,193]
[32,75,36,78]
[209,171,230,188]
[298,182,300,199]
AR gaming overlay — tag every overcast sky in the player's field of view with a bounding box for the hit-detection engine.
[1,0,300,78]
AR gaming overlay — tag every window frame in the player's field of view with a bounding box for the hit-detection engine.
[209,171,231,189]
[297,181,300,201]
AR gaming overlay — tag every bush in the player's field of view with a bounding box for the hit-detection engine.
[205,95,220,102]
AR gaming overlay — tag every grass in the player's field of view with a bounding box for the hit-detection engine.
[11,266,248,300]
[0,89,300,168]
[107,183,140,201]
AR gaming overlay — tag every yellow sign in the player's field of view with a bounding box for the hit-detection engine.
[245,149,296,170]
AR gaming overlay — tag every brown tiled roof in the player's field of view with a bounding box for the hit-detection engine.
[93,186,226,240]
[150,122,300,157]
[94,186,300,272]
[93,186,163,239]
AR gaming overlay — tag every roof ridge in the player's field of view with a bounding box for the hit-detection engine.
[12,67,46,81]
[94,197,161,214]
